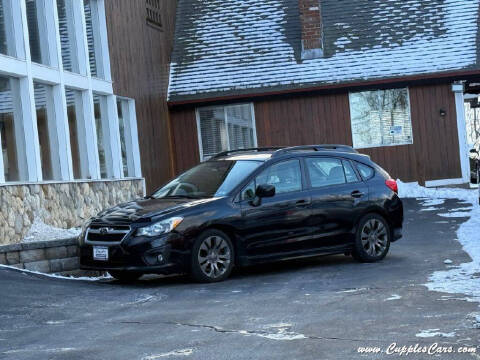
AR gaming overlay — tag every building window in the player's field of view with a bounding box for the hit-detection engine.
[464,98,480,147]
[93,94,107,178]
[65,88,82,179]
[146,0,162,29]
[116,99,131,177]
[349,88,413,149]
[84,0,102,78]
[0,0,15,57]
[197,104,257,161]
[33,82,56,180]
[26,0,51,66]
[0,76,19,182]
[57,0,78,73]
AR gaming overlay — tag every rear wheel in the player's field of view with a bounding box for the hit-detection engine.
[109,270,142,282]
[191,229,234,283]
[352,214,390,262]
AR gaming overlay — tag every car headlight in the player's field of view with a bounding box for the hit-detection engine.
[136,217,183,237]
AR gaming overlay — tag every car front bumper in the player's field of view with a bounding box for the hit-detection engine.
[79,233,190,274]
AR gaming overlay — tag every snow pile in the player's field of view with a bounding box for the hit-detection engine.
[416,329,456,338]
[0,264,111,281]
[398,181,480,302]
[23,218,81,243]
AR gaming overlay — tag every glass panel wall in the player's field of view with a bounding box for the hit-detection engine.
[57,0,78,73]
[65,88,82,179]
[26,0,51,65]
[84,0,102,78]
[0,76,19,181]
[33,82,54,180]
[0,0,13,57]
[93,93,107,178]
[117,99,128,177]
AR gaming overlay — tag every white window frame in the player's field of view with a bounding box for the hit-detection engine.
[195,103,258,161]
[348,87,414,149]
[0,0,141,185]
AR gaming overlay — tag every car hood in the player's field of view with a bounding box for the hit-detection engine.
[94,197,219,223]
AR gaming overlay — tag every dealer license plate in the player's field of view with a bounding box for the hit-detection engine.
[93,246,109,261]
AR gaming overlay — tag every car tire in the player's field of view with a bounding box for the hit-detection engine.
[191,229,234,283]
[109,270,142,282]
[352,213,391,263]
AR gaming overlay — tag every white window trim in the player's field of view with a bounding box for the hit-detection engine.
[195,102,258,162]
[349,87,414,149]
[0,0,141,184]
[452,82,470,183]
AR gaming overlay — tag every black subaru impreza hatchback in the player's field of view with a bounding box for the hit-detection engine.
[80,145,403,282]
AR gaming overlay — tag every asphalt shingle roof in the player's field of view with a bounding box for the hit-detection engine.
[168,0,480,102]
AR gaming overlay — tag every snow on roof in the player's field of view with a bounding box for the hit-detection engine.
[168,0,480,102]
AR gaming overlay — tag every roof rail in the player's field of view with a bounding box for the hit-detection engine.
[211,147,283,159]
[273,144,358,157]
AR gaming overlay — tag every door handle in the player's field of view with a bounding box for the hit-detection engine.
[351,190,364,198]
[295,199,311,207]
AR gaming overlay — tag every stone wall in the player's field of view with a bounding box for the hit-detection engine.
[0,179,145,245]
[0,238,80,273]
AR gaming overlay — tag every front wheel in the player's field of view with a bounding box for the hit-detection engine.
[352,214,391,262]
[109,270,142,282]
[191,229,234,283]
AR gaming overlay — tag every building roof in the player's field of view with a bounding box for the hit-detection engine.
[168,0,480,103]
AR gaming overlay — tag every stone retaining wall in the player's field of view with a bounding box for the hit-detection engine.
[0,179,144,245]
[0,238,80,273]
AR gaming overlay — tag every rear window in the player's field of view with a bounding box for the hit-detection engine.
[356,162,375,180]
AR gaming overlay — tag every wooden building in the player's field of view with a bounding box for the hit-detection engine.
[164,0,480,189]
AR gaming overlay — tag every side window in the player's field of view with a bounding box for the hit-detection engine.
[343,160,360,183]
[240,180,256,201]
[256,160,302,194]
[356,162,375,180]
[306,157,346,188]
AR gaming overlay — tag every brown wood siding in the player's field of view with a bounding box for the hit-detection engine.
[105,0,177,192]
[170,107,200,175]
[169,83,462,184]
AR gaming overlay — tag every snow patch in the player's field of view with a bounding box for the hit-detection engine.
[142,349,194,359]
[3,347,77,354]
[398,181,480,303]
[438,211,471,218]
[421,199,445,207]
[416,329,456,338]
[467,313,480,328]
[337,287,368,294]
[0,264,111,282]
[23,217,81,243]
[258,324,307,341]
[384,294,402,301]
[420,207,440,212]
[444,259,453,265]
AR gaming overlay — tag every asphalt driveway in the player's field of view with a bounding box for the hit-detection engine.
[0,199,479,360]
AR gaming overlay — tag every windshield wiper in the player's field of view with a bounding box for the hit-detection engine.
[162,195,204,199]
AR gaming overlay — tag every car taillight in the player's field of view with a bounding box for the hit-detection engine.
[385,179,398,194]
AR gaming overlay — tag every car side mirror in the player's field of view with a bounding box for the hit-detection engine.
[250,184,275,206]
[256,184,275,198]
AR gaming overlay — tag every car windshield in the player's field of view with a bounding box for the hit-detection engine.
[151,160,263,199]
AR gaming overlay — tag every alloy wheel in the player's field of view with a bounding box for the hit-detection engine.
[360,219,388,257]
[197,235,231,279]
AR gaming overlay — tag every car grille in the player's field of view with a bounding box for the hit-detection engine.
[86,225,131,243]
